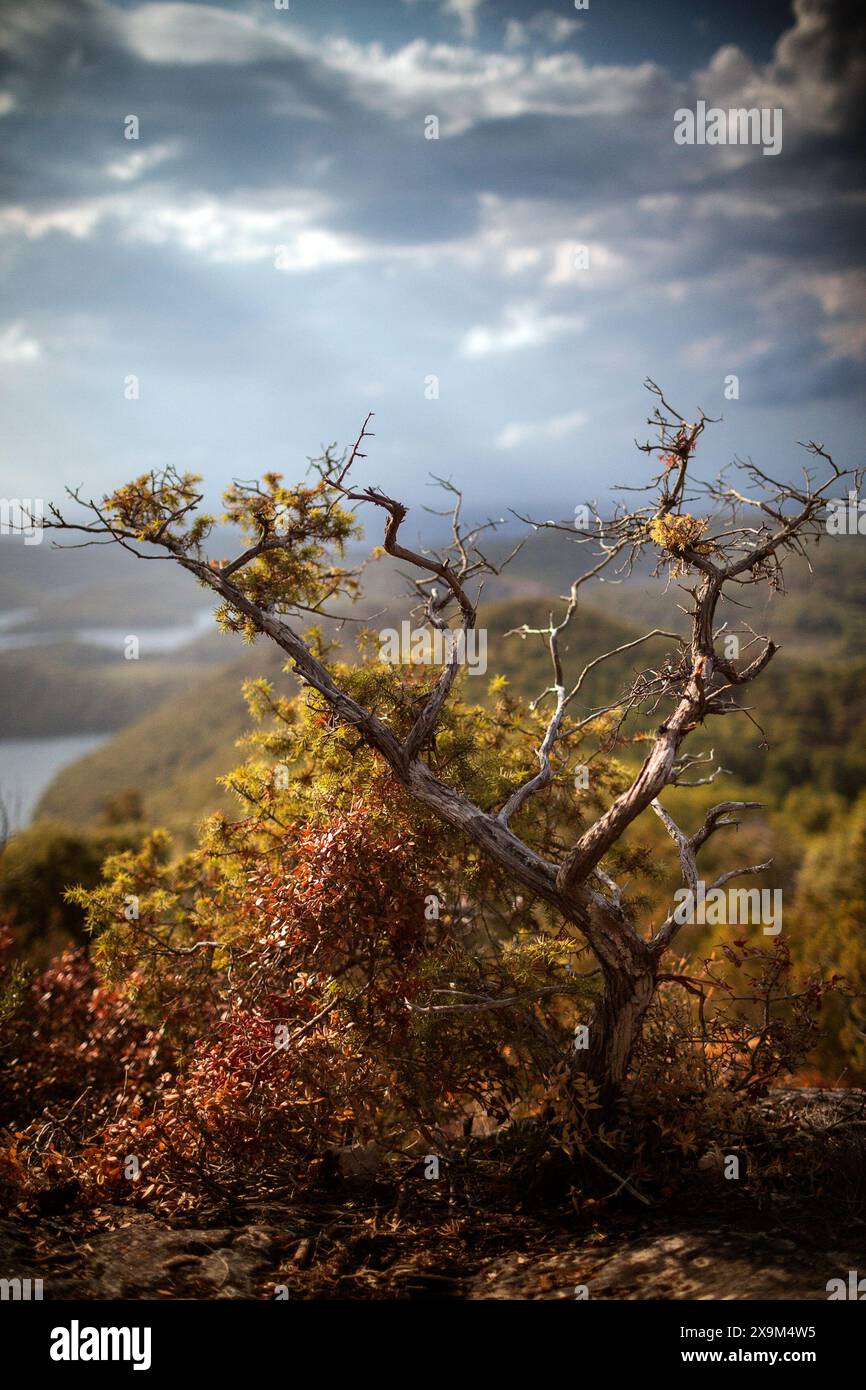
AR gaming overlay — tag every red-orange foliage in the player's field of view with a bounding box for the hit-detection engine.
[3,799,523,1212]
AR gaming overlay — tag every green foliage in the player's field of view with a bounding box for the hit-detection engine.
[3,438,860,1211]
[711,661,866,803]
[12,671,632,1207]
[791,792,866,1081]
[215,472,361,638]
[0,822,141,963]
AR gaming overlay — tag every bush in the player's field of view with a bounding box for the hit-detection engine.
[0,821,141,963]
[0,675,840,1215]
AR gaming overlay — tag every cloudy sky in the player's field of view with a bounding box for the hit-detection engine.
[0,0,864,520]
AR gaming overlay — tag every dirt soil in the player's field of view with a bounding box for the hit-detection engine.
[3,1089,865,1300]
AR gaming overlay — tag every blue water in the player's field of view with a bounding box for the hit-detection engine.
[0,608,214,654]
[0,734,109,833]
[0,607,218,832]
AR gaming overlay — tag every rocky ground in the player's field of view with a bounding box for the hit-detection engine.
[3,1090,865,1301]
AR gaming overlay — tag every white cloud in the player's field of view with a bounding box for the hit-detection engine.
[0,322,41,363]
[802,271,866,358]
[443,0,484,40]
[124,194,367,268]
[104,142,178,182]
[692,0,866,139]
[125,3,298,65]
[323,36,666,135]
[0,202,104,239]
[687,334,775,366]
[0,184,369,272]
[546,240,626,286]
[461,301,585,356]
[107,3,664,138]
[496,409,587,450]
[505,12,581,50]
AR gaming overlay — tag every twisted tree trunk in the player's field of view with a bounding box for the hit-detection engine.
[583,962,658,1108]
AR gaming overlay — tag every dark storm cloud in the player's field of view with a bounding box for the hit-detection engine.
[0,0,863,510]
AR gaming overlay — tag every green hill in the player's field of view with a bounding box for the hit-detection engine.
[0,644,200,737]
[35,648,286,836]
[30,588,866,841]
[31,600,653,834]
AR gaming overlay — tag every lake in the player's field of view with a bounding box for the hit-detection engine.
[0,734,109,834]
[0,608,215,654]
[0,608,217,833]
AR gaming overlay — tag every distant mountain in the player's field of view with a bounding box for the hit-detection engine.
[8,509,866,838]
[33,591,866,840]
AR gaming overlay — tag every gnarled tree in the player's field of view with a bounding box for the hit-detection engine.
[43,383,859,1109]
